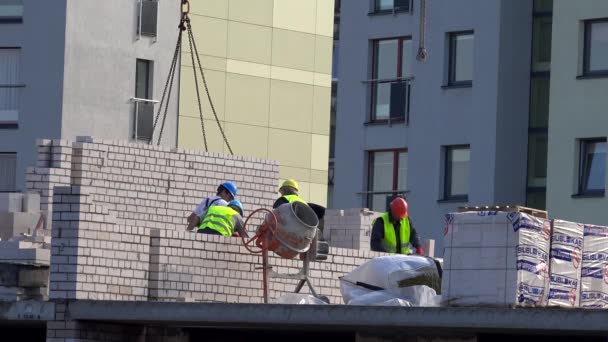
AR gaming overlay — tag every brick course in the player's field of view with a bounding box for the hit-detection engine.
[25,138,382,306]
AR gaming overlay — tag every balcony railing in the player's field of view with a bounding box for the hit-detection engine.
[365,77,412,124]
[0,85,24,125]
[131,98,158,143]
[137,0,158,40]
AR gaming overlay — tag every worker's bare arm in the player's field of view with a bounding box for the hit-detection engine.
[186,213,200,231]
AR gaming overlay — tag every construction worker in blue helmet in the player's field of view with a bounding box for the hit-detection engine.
[272,179,306,209]
[187,181,238,231]
[197,199,246,237]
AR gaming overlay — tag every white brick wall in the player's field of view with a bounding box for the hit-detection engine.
[26,138,382,305]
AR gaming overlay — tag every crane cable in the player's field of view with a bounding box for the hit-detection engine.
[151,0,233,155]
[416,0,428,62]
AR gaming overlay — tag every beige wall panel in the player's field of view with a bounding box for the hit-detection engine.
[310,169,328,184]
[312,86,331,135]
[268,129,312,169]
[296,181,312,203]
[315,0,335,37]
[178,116,226,153]
[273,0,316,34]
[314,35,333,74]
[227,21,272,64]
[190,0,228,19]
[224,73,270,126]
[179,67,226,121]
[186,15,227,57]
[308,182,328,206]
[272,29,316,72]
[279,166,311,184]
[269,80,313,132]
[181,53,227,72]
[224,122,269,159]
[310,134,329,171]
[227,59,271,78]
[271,66,314,84]
[228,0,274,26]
[313,73,332,87]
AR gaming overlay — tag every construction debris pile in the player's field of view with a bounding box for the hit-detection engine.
[442,210,608,308]
[0,193,51,301]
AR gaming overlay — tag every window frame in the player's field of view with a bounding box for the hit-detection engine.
[135,59,153,100]
[369,0,412,15]
[0,0,23,24]
[0,152,17,192]
[0,47,23,128]
[366,148,408,210]
[577,138,607,196]
[369,36,412,123]
[447,30,474,87]
[443,145,471,201]
[137,0,159,39]
[582,18,608,77]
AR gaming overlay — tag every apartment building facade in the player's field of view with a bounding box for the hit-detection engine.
[178,0,334,206]
[0,0,180,192]
[333,0,534,250]
[546,0,608,225]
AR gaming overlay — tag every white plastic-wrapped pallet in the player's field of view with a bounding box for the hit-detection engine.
[580,224,608,308]
[547,220,583,307]
[442,211,550,307]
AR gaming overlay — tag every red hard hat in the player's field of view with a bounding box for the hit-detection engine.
[390,198,408,219]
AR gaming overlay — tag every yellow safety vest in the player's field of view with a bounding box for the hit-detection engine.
[199,206,238,236]
[283,194,306,204]
[374,212,411,254]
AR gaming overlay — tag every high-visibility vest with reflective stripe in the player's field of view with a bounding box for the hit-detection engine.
[374,212,411,254]
[282,194,306,204]
[198,205,238,236]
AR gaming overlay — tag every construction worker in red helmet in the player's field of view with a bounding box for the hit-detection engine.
[370,196,424,255]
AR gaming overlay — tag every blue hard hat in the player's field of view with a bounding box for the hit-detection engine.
[228,200,244,215]
[221,181,238,198]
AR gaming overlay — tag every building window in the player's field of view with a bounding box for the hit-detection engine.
[133,59,154,142]
[373,0,411,13]
[367,149,408,212]
[527,132,548,188]
[0,48,21,127]
[137,0,158,38]
[0,153,16,192]
[583,19,608,76]
[532,17,552,72]
[370,37,412,122]
[578,139,606,196]
[0,0,23,23]
[443,146,470,201]
[447,31,474,86]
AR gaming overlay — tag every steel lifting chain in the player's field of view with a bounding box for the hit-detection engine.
[186,19,234,155]
[151,0,234,155]
[416,0,428,62]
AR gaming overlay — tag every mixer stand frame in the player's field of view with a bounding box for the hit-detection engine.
[260,239,319,304]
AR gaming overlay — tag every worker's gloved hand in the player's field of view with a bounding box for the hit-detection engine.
[415,247,425,256]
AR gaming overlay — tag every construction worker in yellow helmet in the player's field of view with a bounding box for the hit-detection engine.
[273,179,306,208]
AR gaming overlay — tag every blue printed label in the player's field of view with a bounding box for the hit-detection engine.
[518,245,548,261]
[582,252,608,262]
[552,234,583,247]
[550,274,578,288]
[583,225,608,237]
[581,267,604,279]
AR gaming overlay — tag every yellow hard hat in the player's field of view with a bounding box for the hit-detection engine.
[280,179,299,192]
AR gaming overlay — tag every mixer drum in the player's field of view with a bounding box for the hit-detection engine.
[264,201,319,259]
